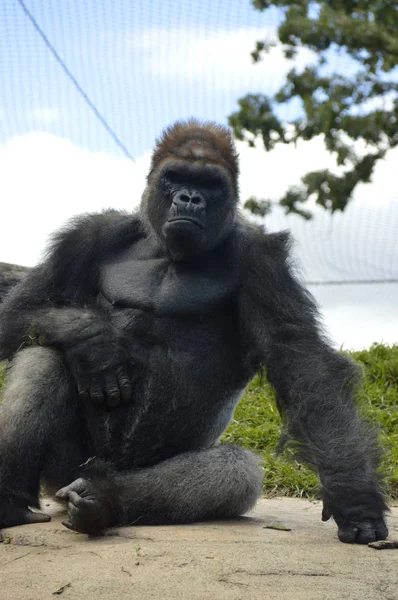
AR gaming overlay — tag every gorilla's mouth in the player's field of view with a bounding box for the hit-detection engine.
[167,217,204,230]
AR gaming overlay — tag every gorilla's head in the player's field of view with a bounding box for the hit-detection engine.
[141,119,239,261]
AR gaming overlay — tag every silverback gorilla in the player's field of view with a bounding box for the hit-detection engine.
[0,120,388,543]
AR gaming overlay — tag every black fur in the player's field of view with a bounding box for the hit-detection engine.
[0,120,388,543]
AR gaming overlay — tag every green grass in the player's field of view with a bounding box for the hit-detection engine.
[222,343,398,499]
[0,343,397,499]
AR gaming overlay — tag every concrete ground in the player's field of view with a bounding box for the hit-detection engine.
[1,497,397,600]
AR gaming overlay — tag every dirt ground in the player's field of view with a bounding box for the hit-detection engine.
[1,497,397,600]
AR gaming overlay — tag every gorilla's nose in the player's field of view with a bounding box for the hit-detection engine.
[173,190,206,210]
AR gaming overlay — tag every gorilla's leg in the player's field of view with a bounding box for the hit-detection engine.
[57,445,263,534]
[0,347,87,527]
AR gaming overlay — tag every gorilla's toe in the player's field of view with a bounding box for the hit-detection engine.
[0,501,50,529]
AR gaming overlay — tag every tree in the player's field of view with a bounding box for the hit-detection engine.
[229,1,398,219]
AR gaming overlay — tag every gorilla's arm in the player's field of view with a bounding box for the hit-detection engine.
[0,210,145,405]
[239,228,388,544]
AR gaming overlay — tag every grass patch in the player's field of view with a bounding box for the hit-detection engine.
[222,343,398,499]
[0,343,396,499]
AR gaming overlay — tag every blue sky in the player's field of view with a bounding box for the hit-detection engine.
[1,0,285,156]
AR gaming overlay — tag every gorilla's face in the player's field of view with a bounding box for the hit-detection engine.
[143,160,237,261]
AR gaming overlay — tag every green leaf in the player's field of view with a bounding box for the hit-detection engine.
[231,1,398,218]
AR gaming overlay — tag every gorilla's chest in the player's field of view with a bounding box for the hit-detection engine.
[99,250,239,317]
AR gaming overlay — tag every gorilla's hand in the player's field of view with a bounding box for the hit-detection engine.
[62,316,133,408]
[56,477,118,535]
[322,488,388,544]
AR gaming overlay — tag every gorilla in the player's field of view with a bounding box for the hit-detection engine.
[0,120,388,543]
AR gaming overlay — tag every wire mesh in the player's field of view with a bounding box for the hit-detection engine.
[1,0,397,300]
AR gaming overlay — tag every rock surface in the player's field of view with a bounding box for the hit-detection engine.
[1,497,397,599]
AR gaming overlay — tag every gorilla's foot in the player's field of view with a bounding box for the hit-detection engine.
[0,500,50,528]
[56,478,115,535]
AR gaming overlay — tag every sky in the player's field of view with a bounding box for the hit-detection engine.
[0,0,397,350]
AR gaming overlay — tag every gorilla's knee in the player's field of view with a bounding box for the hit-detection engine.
[2,346,69,411]
[8,346,64,377]
[215,445,263,517]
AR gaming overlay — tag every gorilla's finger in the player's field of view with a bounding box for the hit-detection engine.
[356,521,376,544]
[338,524,358,543]
[62,520,75,531]
[89,383,105,405]
[104,374,121,408]
[56,487,69,499]
[321,506,332,521]
[23,510,51,524]
[120,382,133,403]
[375,520,389,541]
[77,382,90,402]
[107,390,121,408]
[117,368,133,403]
[56,478,87,498]
[67,502,78,519]
[68,491,83,507]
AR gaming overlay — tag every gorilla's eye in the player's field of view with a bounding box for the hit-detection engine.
[201,175,223,189]
[165,169,185,185]
[164,168,224,190]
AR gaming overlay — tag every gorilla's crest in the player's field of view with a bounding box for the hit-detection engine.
[151,119,239,177]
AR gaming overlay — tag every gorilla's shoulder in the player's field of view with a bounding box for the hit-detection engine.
[46,210,147,258]
[235,217,292,268]
[30,211,148,302]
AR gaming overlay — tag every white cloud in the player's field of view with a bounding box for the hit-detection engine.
[238,136,336,202]
[29,108,62,124]
[120,27,317,93]
[238,137,398,283]
[0,133,150,266]
[238,134,398,208]
[311,284,398,350]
